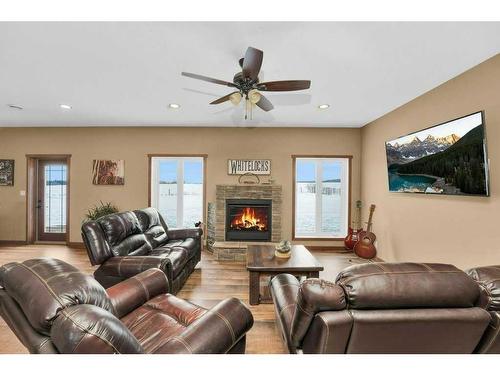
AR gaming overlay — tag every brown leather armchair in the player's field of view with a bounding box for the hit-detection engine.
[466,265,500,353]
[270,262,495,354]
[82,207,202,293]
[0,258,253,354]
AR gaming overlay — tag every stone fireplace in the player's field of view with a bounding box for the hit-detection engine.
[207,184,282,260]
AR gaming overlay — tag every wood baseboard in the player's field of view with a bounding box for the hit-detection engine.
[0,240,28,247]
[68,241,86,249]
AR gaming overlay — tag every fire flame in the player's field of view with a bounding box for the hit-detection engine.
[231,207,267,231]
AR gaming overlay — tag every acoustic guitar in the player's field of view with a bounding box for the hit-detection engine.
[344,200,362,250]
[354,204,377,259]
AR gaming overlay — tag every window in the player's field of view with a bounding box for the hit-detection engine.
[150,156,204,228]
[43,162,67,233]
[293,156,350,239]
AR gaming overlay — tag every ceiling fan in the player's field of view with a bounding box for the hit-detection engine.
[181,47,311,119]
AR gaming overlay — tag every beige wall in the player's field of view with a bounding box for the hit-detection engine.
[0,127,361,245]
[361,54,500,269]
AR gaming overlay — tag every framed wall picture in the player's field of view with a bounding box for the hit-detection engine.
[228,159,271,175]
[0,159,14,186]
[92,160,125,185]
[385,111,489,196]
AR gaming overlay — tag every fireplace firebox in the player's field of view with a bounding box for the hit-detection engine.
[225,199,272,241]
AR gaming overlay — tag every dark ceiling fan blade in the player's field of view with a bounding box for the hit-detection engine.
[242,47,263,81]
[257,80,311,91]
[256,94,274,112]
[181,72,235,87]
[210,92,239,105]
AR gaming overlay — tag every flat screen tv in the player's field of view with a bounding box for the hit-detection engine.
[385,111,489,196]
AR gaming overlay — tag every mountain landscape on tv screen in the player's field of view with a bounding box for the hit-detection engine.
[386,123,487,195]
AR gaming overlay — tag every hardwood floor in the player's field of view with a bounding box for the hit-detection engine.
[0,244,367,354]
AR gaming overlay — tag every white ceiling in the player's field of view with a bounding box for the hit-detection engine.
[0,22,499,128]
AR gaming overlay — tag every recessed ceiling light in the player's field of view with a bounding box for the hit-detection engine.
[168,103,180,109]
[7,104,23,110]
[318,104,330,110]
[60,104,72,110]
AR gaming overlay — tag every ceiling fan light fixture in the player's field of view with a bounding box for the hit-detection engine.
[229,92,242,106]
[248,89,261,104]
[7,104,23,110]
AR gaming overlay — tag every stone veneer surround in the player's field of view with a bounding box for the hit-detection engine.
[207,184,282,260]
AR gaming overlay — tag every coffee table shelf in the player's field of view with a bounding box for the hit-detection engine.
[246,244,323,305]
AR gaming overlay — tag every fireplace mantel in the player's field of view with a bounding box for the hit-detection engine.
[207,184,282,260]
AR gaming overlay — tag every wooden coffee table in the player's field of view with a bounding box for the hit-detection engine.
[246,244,323,305]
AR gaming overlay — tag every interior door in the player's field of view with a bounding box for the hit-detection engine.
[37,160,68,241]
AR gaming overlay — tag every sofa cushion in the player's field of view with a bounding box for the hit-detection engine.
[336,262,480,309]
[99,211,142,246]
[0,258,114,335]
[150,247,189,278]
[163,238,198,259]
[134,208,168,247]
[121,294,206,353]
[98,212,151,256]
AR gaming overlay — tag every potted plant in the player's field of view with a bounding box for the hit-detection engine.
[83,201,119,222]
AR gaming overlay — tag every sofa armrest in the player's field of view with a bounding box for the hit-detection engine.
[106,269,170,318]
[94,256,173,290]
[467,265,500,311]
[291,278,346,347]
[96,256,172,279]
[269,274,300,352]
[153,297,254,354]
[166,227,203,240]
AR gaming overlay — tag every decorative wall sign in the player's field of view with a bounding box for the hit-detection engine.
[0,160,14,186]
[228,159,271,175]
[92,160,124,185]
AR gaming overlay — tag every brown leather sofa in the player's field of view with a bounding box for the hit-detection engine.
[270,262,499,354]
[82,207,202,293]
[0,257,253,354]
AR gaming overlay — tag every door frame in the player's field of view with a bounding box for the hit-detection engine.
[26,154,71,244]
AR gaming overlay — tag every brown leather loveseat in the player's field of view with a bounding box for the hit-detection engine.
[82,207,202,293]
[0,258,253,354]
[270,262,499,354]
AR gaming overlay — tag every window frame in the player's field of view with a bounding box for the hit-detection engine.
[292,155,352,241]
[148,154,207,228]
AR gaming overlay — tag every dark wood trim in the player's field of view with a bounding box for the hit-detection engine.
[147,153,209,158]
[67,156,71,246]
[0,240,28,247]
[291,154,354,159]
[25,154,72,159]
[147,154,208,227]
[68,241,86,249]
[26,157,36,244]
[291,155,352,241]
[26,154,71,245]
